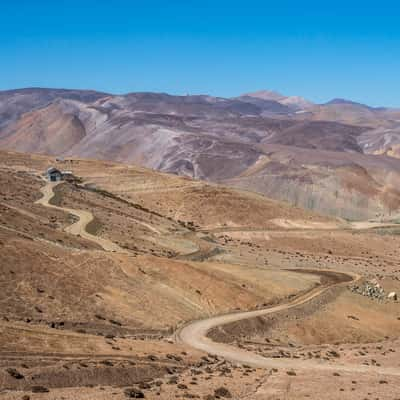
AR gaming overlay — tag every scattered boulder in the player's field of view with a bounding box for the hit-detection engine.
[327,350,340,358]
[168,376,178,384]
[214,387,232,398]
[6,368,24,379]
[388,292,397,301]
[138,382,151,390]
[124,388,145,398]
[286,370,297,376]
[177,383,188,390]
[347,315,359,321]
[31,386,49,393]
[166,353,183,362]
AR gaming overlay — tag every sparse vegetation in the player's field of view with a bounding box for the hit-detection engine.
[1,150,400,399]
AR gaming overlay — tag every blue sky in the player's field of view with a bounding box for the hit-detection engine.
[1,0,400,106]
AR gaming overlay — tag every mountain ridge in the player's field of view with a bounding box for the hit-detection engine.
[1,87,400,220]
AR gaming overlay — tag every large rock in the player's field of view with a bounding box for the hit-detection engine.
[388,292,397,301]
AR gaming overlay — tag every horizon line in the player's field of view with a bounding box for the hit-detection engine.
[0,85,395,109]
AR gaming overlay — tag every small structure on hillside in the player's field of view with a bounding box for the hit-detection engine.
[46,167,63,182]
[46,167,76,182]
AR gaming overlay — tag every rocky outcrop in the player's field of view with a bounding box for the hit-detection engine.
[349,280,397,301]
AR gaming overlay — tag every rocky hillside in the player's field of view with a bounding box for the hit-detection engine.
[1,88,400,220]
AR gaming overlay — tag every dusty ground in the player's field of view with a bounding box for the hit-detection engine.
[1,150,400,399]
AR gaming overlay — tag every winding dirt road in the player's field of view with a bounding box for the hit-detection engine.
[35,181,128,253]
[177,270,400,376]
[36,181,400,377]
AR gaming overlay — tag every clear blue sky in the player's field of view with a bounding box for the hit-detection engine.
[1,0,400,106]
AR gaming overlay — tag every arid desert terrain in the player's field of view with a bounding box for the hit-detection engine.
[1,149,400,399]
[2,88,400,221]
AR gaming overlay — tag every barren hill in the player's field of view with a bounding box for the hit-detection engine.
[1,88,400,220]
[2,150,400,398]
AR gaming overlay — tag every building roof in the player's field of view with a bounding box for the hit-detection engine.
[46,167,62,174]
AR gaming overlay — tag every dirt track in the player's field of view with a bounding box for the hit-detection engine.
[35,181,128,253]
[177,270,400,376]
[36,182,400,377]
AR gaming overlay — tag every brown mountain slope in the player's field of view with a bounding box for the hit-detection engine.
[2,150,400,398]
[1,88,400,221]
[267,120,366,152]
[225,145,400,220]
[1,150,328,331]
[0,102,86,154]
[0,87,109,129]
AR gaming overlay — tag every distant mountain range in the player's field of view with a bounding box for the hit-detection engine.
[238,90,315,112]
[1,87,400,220]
